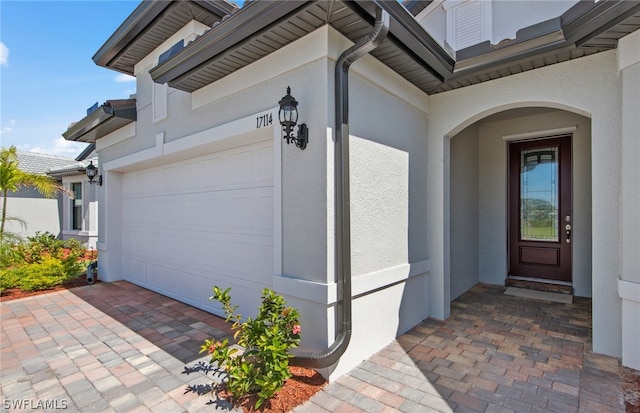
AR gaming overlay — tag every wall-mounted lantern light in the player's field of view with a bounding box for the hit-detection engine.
[86,161,102,186]
[278,86,308,150]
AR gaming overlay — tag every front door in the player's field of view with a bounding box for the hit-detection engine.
[508,136,572,282]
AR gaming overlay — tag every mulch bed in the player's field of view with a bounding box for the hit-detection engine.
[0,274,100,302]
[624,367,640,413]
[219,366,326,413]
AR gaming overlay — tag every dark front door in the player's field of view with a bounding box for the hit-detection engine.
[508,136,572,282]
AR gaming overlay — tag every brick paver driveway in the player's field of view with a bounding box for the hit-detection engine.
[1,281,632,412]
[1,282,237,412]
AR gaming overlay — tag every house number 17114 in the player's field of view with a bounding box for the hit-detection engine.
[256,113,273,129]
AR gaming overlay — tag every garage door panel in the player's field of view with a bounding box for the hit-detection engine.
[255,145,274,185]
[227,150,255,186]
[121,140,274,315]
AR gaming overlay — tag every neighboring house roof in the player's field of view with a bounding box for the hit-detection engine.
[15,151,77,175]
[47,159,94,178]
[62,99,137,143]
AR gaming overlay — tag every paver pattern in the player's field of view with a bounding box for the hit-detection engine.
[296,283,627,412]
[1,281,631,412]
[1,281,237,412]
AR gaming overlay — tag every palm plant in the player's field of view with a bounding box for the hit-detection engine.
[0,146,70,243]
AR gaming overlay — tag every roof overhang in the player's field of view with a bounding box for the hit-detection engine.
[63,100,137,143]
[93,0,237,75]
[47,165,87,178]
[147,0,640,95]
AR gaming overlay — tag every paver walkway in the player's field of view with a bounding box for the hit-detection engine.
[296,283,627,413]
[1,281,631,412]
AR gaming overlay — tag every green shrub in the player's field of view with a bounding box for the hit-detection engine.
[0,267,20,292]
[0,232,90,294]
[2,257,72,291]
[1,256,84,292]
[14,232,87,264]
[201,287,302,409]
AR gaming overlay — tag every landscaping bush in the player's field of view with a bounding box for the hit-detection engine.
[0,232,92,293]
[0,256,80,292]
[14,232,87,265]
[201,287,302,409]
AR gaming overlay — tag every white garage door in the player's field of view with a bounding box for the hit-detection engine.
[121,139,274,316]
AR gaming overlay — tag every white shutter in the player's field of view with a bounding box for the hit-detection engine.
[153,82,167,122]
[445,0,492,51]
[455,1,483,49]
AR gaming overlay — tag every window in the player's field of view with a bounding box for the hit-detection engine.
[71,183,82,230]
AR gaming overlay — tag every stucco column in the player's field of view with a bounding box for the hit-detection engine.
[618,29,640,371]
[97,169,123,282]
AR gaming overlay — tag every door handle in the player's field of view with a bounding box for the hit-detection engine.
[565,215,571,243]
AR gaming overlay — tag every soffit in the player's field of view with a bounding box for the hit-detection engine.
[94,0,236,75]
[150,0,454,93]
[147,0,640,95]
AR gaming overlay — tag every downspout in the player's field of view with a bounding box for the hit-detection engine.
[291,7,389,369]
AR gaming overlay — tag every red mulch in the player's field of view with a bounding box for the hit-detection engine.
[624,367,640,413]
[219,366,326,413]
[0,275,100,302]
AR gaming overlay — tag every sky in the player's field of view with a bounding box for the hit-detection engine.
[0,1,141,158]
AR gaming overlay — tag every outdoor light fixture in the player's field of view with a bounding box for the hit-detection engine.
[278,86,308,150]
[86,161,102,186]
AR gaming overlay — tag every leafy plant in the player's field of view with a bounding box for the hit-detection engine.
[0,232,92,293]
[0,146,72,242]
[201,287,302,409]
[0,256,78,292]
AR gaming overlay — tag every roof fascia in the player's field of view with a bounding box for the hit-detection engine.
[151,0,454,86]
[63,100,137,142]
[150,1,312,85]
[93,1,171,73]
[562,0,640,46]
[93,0,237,74]
[351,0,454,80]
[452,0,640,76]
[76,143,96,161]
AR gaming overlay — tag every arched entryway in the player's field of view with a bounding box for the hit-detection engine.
[448,107,592,300]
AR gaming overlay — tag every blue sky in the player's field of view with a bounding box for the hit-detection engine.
[1,1,140,158]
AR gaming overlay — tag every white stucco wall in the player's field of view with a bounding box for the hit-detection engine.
[449,124,479,300]
[95,24,431,380]
[618,29,640,371]
[429,49,622,358]
[2,192,61,239]
[490,1,576,44]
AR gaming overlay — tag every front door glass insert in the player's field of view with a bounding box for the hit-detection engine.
[520,147,558,241]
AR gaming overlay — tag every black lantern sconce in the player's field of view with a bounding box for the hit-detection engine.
[278,87,308,150]
[86,161,102,186]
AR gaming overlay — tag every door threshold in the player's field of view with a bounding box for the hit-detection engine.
[505,276,573,295]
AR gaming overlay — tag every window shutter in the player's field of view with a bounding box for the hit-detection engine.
[153,82,167,122]
[445,0,491,51]
[454,1,483,50]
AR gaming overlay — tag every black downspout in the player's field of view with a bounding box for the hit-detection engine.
[291,7,389,369]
